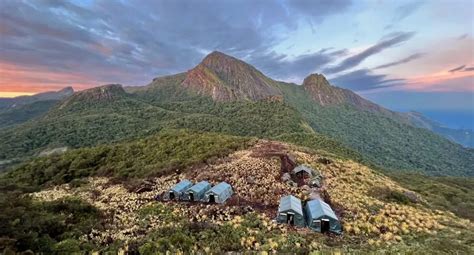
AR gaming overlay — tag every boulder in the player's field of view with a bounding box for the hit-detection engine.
[403,191,421,203]
[281,173,291,182]
[309,178,321,188]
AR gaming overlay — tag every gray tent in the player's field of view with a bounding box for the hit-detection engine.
[164,179,193,200]
[276,195,305,227]
[293,165,314,177]
[183,181,211,201]
[203,182,233,203]
[304,199,342,234]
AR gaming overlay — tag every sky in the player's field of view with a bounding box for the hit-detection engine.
[0,0,473,127]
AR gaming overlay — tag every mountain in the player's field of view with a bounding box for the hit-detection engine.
[1,130,473,254]
[181,51,282,101]
[0,87,74,129]
[0,87,74,109]
[58,84,126,109]
[406,111,474,148]
[0,52,472,176]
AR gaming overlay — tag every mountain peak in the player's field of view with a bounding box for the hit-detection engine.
[79,84,125,100]
[59,86,74,94]
[60,84,125,108]
[181,51,282,101]
[302,73,345,106]
[303,73,331,89]
[203,50,232,60]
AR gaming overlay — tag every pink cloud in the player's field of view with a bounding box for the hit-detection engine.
[0,61,100,93]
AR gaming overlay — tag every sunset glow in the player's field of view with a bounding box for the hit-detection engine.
[0,0,472,113]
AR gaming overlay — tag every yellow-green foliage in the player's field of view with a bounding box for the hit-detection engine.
[294,151,472,246]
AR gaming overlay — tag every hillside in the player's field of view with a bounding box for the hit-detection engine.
[0,87,74,129]
[406,111,474,148]
[0,87,73,109]
[181,51,282,101]
[274,80,474,176]
[1,130,472,254]
[0,52,472,176]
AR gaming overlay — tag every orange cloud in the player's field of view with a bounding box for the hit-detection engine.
[403,69,474,92]
[0,61,99,94]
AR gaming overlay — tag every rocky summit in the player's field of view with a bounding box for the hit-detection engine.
[59,84,125,108]
[181,51,282,101]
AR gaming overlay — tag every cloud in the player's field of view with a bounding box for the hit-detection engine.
[0,0,352,91]
[248,48,348,82]
[449,65,467,73]
[447,65,474,73]
[323,32,416,74]
[457,34,468,40]
[285,0,353,23]
[403,69,474,92]
[330,68,404,91]
[374,53,424,69]
[392,1,423,22]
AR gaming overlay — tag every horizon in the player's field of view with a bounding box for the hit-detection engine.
[0,0,473,127]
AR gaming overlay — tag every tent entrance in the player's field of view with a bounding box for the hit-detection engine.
[286,213,295,225]
[169,192,175,200]
[321,219,330,233]
[189,192,194,201]
[209,194,216,203]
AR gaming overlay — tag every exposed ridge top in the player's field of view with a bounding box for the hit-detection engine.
[62,84,125,106]
[181,51,282,101]
[59,86,75,93]
[200,50,249,71]
[303,73,331,89]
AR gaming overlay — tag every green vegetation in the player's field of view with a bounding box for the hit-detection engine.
[0,100,59,129]
[3,129,252,188]
[0,84,359,171]
[2,78,472,176]
[100,207,474,254]
[388,172,474,221]
[0,192,102,254]
[369,186,414,205]
[276,82,474,176]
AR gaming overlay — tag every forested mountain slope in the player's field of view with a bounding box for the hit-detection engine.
[0,52,472,176]
[0,87,74,129]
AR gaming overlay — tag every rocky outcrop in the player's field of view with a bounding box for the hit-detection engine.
[59,84,126,108]
[303,73,404,119]
[181,51,282,101]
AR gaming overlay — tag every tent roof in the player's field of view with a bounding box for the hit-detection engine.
[207,181,232,195]
[278,195,303,215]
[306,199,338,220]
[170,179,193,192]
[188,181,210,193]
[293,165,313,175]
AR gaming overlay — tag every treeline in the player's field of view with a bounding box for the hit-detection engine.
[2,129,252,188]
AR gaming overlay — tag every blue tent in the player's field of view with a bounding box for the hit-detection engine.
[304,199,342,234]
[183,181,211,201]
[203,182,233,203]
[165,179,193,200]
[276,195,305,227]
